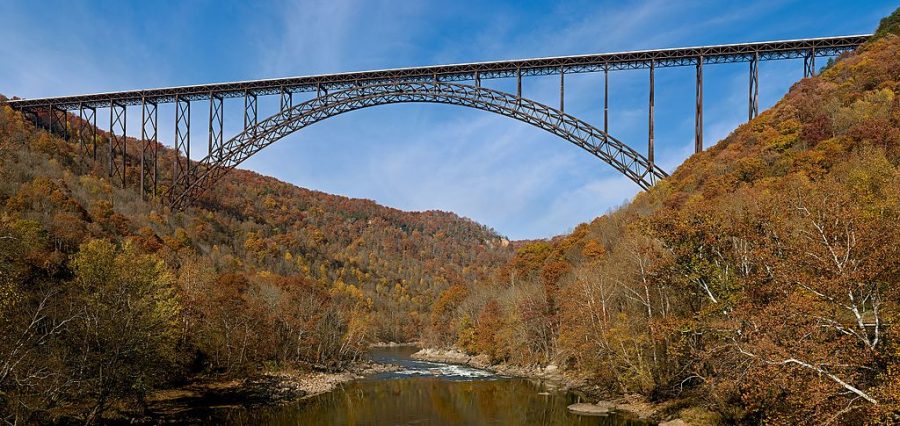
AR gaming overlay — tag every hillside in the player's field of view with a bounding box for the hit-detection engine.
[432,12,900,425]
[0,97,512,421]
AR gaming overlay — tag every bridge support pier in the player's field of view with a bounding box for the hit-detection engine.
[804,48,816,78]
[280,87,293,113]
[648,60,655,167]
[48,105,69,140]
[603,67,609,143]
[108,101,127,188]
[46,105,53,133]
[174,96,191,202]
[749,51,759,120]
[559,67,565,113]
[141,98,158,199]
[209,94,224,158]
[516,67,522,106]
[244,91,258,133]
[695,57,703,154]
[78,103,97,159]
[54,106,69,141]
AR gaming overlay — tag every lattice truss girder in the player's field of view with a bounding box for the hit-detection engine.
[10,36,867,111]
[170,81,668,207]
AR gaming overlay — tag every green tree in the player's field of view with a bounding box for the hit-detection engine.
[70,239,181,421]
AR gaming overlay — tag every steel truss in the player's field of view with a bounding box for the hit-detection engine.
[141,98,158,198]
[749,52,759,120]
[243,91,257,134]
[695,59,703,154]
[169,81,668,208]
[78,104,97,159]
[804,48,817,78]
[8,35,868,111]
[49,106,69,141]
[173,96,191,200]
[280,87,293,112]
[108,101,127,187]
[209,94,224,158]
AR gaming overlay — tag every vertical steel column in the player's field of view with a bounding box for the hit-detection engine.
[648,60,655,167]
[208,93,223,158]
[559,67,565,113]
[603,67,609,142]
[516,67,522,105]
[749,51,759,120]
[47,104,54,132]
[280,87,293,112]
[474,71,481,88]
[77,103,87,155]
[108,101,127,187]
[78,105,98,160]
[174,96,191,201]
[78,102,87,157]
[243,91,257,133]
[140,97,158,199]
[804,47,816,78]
[55,107,69,141]
[695,56,703,154]
[316,83,328,104]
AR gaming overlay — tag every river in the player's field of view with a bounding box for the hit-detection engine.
[196,346,647,425]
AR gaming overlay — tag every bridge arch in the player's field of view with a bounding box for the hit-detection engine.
[172,81,668,207]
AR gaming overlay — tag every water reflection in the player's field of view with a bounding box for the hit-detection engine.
[203,347,647,425]
[216,377,644,426]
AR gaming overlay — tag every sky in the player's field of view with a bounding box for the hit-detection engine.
[0,1,893,240]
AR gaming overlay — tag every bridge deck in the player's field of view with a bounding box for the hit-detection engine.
[6,35,869,111]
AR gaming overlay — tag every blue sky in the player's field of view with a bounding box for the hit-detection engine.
[0,1,893,239]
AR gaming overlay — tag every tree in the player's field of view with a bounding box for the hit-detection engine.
[69,239,181,421]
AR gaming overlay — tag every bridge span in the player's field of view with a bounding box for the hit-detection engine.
[5,35,870,207]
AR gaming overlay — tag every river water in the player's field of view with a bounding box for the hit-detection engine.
[205,346,647,425]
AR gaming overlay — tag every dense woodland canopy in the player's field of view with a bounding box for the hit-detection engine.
[1,8,899,425]
[430,13,900,425]
[0,91,513,421]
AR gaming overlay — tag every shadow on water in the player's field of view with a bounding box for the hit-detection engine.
[195,347,649,425]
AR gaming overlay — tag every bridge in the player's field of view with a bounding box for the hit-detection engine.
[5,35,869,208]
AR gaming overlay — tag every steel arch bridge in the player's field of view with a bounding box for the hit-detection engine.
[4,34,869,208]
[171,81,666,208]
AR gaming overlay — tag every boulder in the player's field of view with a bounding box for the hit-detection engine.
[567,403,612,416]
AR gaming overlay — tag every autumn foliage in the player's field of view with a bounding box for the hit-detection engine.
[1,9,899,425]
[429,20,900,425]
[0,94,511,422]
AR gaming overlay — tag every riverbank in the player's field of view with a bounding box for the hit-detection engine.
[411,348,678,423]
[107,361,400,423]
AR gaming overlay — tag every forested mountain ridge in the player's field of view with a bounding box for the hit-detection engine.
[432,11,900,425]
[0,92,511,421]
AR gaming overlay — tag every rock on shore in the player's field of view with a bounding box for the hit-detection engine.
[567,401,615,415]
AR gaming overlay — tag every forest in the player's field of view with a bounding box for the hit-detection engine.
[0,89,512,422]
[1,7,898,425]
[424,12,900,425]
